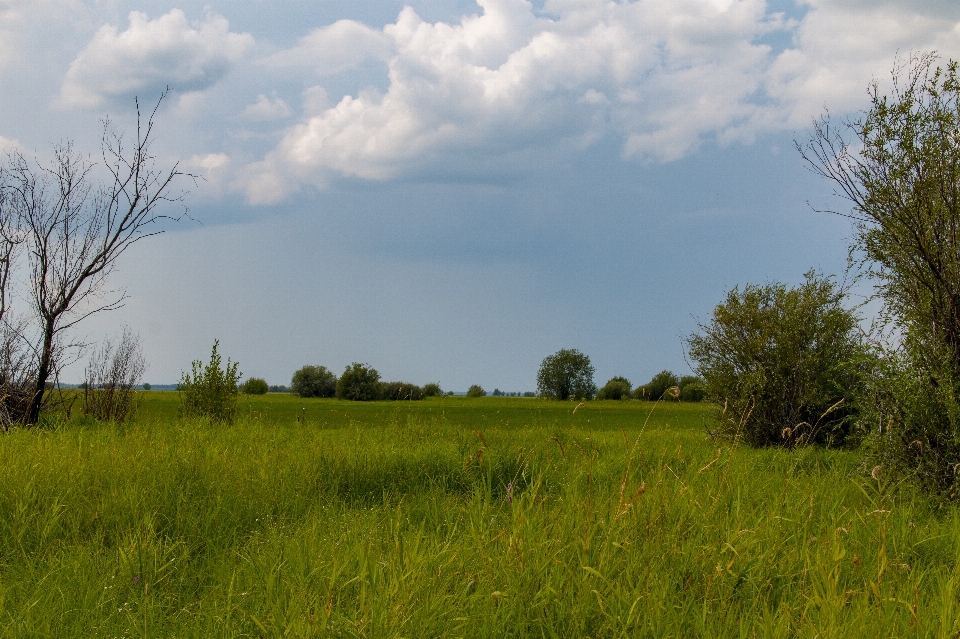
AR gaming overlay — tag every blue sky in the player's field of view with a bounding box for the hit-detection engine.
[2,0,959,390]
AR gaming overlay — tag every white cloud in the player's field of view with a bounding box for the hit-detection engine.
[59,9,254,109]
[241,94,292,121]
[233,0,960,202]
[263,19,393,76]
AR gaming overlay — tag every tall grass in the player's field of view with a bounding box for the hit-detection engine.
[0,396,957,636]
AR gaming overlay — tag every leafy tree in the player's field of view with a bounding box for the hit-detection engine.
[634,371,679,401]
[597,376,632,400]
[537,349,596,400]
[142,383,151,391]
[466,384,486,398]
[239,377,269,395]
[179,341,241,423]
[291,365,336,398]
[336,363,381,401]
[800,54,960,489]
[422,382,442,397]
[687,273,870,447]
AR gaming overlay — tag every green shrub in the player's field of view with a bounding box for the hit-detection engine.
[142,382,151,391]
[377,381,424,400]
[466,384,486,398]
[597,376,632,400]
[686,272,870,448]
[678,376,706,402]
[179,341,241,423]
[635,371,680,401]
[537,349,596,400]
[290,365,337,398]
[336,363,381,401]
[239,377,269,395]
[422,383,442,397]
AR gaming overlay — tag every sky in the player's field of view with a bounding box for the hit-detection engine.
[1,0,960,391]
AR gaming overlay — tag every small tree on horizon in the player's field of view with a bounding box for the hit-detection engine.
[291,365,336,398]
[537,349,596,400]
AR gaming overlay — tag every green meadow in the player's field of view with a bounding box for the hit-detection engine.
[1,394,959,637]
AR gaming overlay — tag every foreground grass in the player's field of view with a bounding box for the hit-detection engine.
[1,396,958,637]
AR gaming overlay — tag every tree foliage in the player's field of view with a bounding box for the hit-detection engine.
[336,363,381,401]
[597,376,632,400]
[466,384,486,398]
[239,377,269,395]
[635,371,680,401]
[179,341,241,423]
[537,349,596,400]
[801,54,960,490]
[291,365,337,398]
[687,273,870,447]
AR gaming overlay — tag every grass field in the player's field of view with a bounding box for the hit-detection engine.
[1,393,959,637]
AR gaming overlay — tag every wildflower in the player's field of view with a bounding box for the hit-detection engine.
[506,483,513,504]
[133,576,140,585]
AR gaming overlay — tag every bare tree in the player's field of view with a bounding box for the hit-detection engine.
[83,327,146,423]
[0,95,186,423]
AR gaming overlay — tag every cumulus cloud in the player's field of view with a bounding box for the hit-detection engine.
[59,9,254,109]
[242,94,292,121]
[241,0,960,203]
[263,19,393,76]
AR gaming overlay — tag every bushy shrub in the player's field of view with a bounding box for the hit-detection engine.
[378,381,424,400]
[597,376,632,400]
[466,384,486,398]
[678,376,706,402]
[291,365,336,398]
[687,273,870,448]
[268,385,289,393]
[634,371,680,401]
[537,349,596,400]
[239,377,269,395]
[82,328,146,423]
[336,363,381,401]
[142,383,151,391]
[422,382,442,397]
[179,341,241,423]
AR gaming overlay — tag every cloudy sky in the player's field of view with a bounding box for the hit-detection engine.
[2,0,959,390]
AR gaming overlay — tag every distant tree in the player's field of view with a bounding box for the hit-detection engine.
[422,382,442,397]
[678,375,705,402]
[142,382,151,391]
[268,385,289,393]
[291,365,336,398]
[492,388,503,396]
[179,340,241,423]
[635,371,680,401]
[597,376,632,400]
[466,384,486,398]
[523,391,536,397]
[239,377,269,395]
[537,349,596,400]
[336,363,381,401]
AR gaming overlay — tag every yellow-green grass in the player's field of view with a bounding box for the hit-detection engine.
[1,394,958,637]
